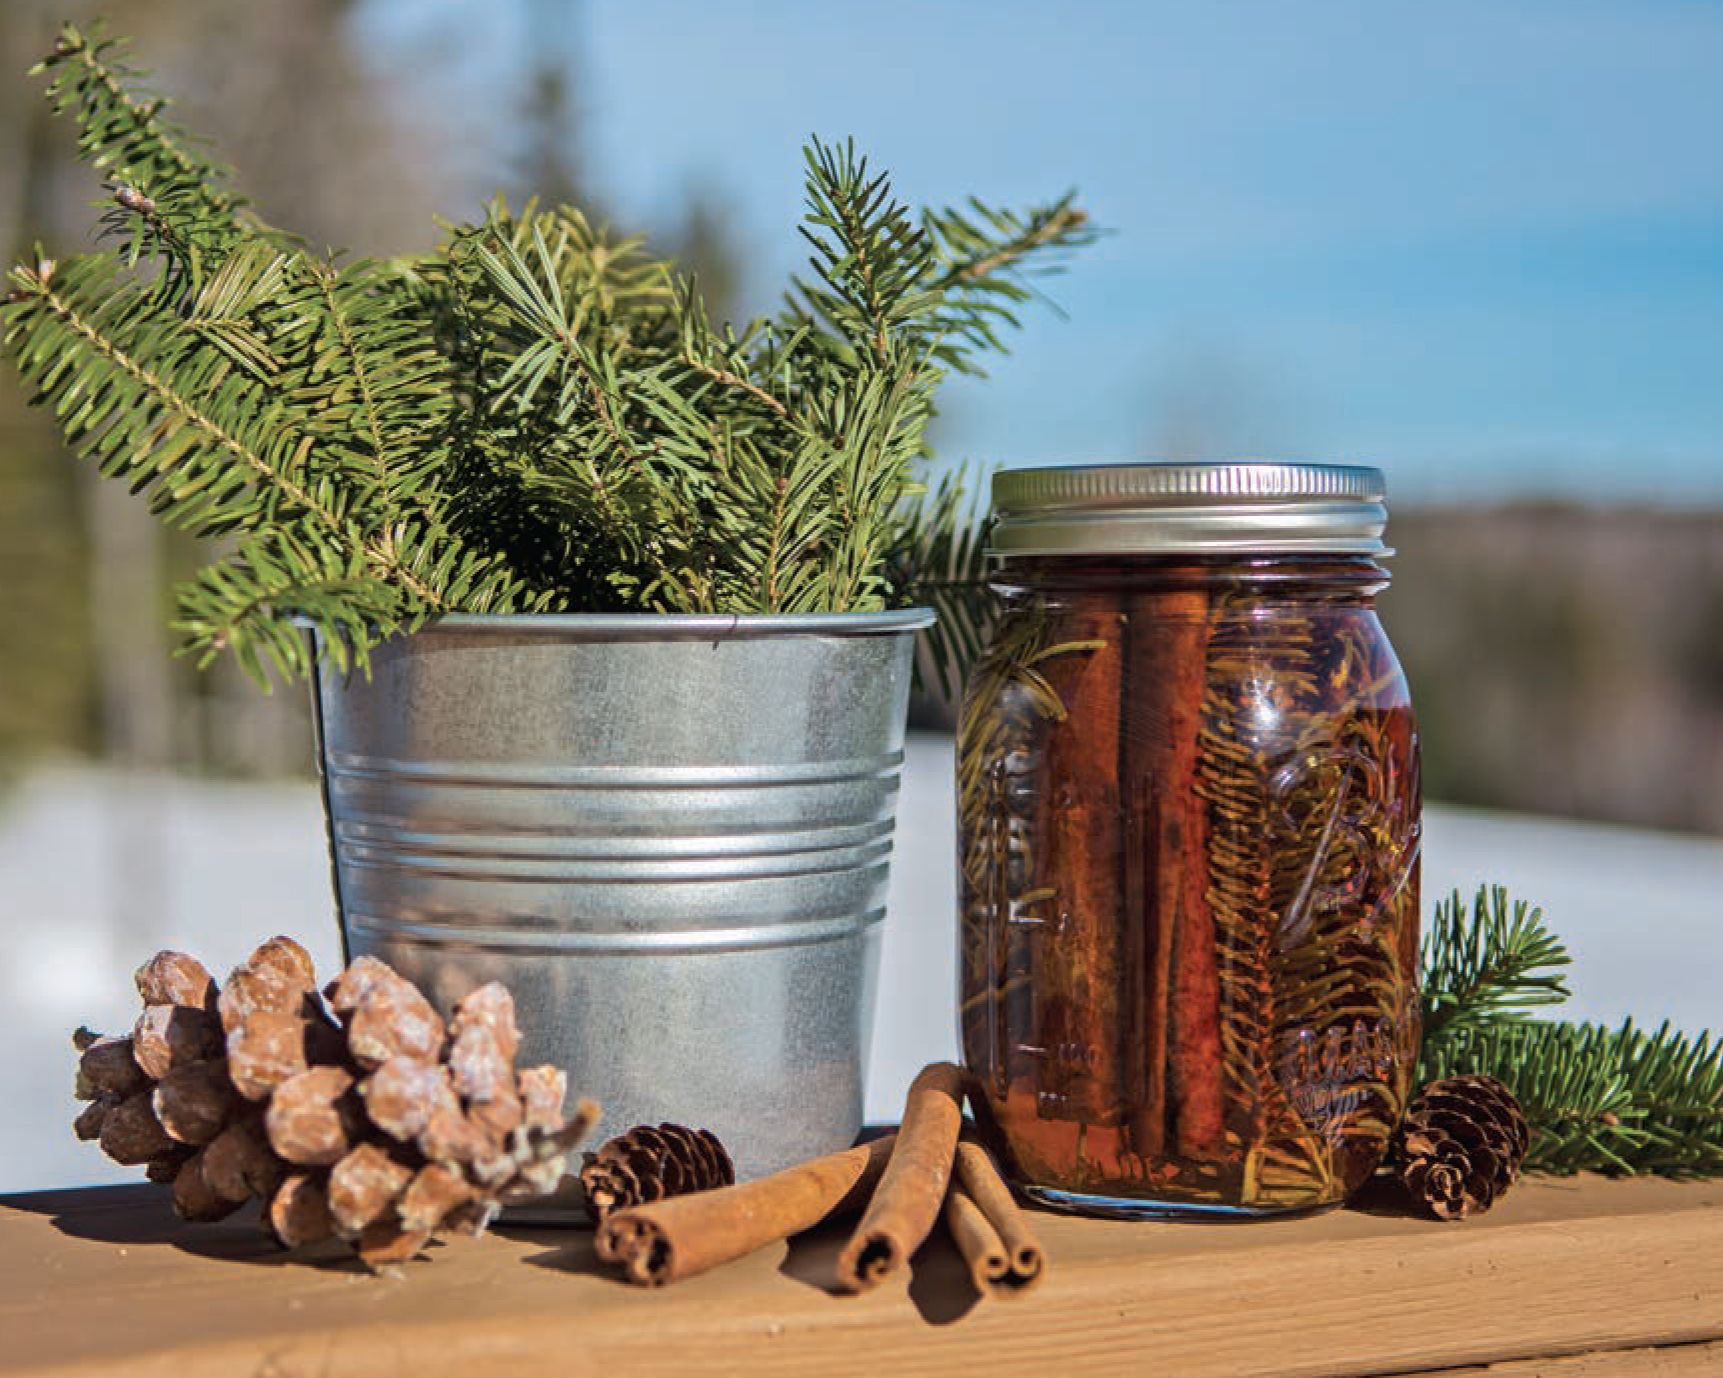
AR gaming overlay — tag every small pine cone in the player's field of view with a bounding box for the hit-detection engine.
[580,1123,734,1224]
[1390,1074,1531,1220]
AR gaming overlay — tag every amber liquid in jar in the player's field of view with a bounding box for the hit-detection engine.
[958,555,1421,1217]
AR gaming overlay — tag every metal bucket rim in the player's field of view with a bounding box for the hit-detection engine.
[314,608,936,642]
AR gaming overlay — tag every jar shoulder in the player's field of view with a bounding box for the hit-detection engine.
[972,595,1414,716]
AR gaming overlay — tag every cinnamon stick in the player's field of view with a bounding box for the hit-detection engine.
[945,1136,1044,1297]
[595,1134,895,1288]
[834,1061,965,1293]
[1124,585,1225,1164]
[1035,600,1127,1131]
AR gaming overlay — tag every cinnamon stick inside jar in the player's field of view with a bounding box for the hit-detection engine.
[1121,583,1224,1167]
[959,463,1423,1218]
[1034,599,1128,1137]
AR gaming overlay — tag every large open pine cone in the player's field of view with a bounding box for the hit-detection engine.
[581,1122,734,1223]
[1389,1073,1530,1220]
[72,938,599,1267]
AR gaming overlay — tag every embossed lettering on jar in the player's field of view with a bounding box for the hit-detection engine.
[958,462,1422,1218]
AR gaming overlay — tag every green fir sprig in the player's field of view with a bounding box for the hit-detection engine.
[1420,885,1572,1044]
[1,23,1097,685]
[1418,885,1723,1178]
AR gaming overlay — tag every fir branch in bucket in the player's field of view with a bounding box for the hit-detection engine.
[1,22,1098,686]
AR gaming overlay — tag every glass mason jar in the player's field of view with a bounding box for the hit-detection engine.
[957,462,1422,1218]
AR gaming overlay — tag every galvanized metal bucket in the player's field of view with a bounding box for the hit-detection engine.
[306,610,931,1199]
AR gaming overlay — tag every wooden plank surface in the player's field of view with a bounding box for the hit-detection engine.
[2,1174,1720,1377]
[1416,1341,1723,1376]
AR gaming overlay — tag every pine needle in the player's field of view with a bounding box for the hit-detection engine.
[1420,885,1572,1045]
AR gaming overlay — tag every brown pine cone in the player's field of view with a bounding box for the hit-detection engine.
[1389,1073,1531,1220]
[581,1123,735,1224]
[72,939,600,1269]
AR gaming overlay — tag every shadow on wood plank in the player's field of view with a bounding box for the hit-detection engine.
[0,1182,368,1270]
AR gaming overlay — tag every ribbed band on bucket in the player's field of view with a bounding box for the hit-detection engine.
[988,461,1390,556]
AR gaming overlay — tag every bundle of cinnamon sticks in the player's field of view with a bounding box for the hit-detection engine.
[593,1063,1044,1299]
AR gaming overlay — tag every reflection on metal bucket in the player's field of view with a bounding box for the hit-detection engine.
[308,610,930,1197]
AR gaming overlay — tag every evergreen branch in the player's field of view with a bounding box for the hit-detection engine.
[1420,884,1572,1047]
[6,259,332,532]
[34,23,251,291]
[1416,885,1723,1179]
[788,137,941,364]
[33,23,245,221]
[296,254,459,525]
[184,239,292,376]
[1422,1019,1723,1178]
[176,511,543,688]
[887,465,995,696]
[4,259,456,618]
[928,195,1093,290]
[919,195,1099,377]
[173,530,407,685]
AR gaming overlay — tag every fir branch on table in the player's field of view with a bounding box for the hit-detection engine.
[1417,884,1723,1179]
[1421,1020,1723,1179]
[1420,885,1572,1047]
[2,28,1098,683]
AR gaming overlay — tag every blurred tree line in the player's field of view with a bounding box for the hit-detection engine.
[0,0,734,781]
[1384,504,1723,836]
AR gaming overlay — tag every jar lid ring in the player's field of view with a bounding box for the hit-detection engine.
[988,461,1390,556]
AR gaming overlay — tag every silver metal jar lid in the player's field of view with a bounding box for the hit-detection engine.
[987,461,1389,556]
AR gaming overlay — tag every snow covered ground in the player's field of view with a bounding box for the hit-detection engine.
[5,734,1720,1193]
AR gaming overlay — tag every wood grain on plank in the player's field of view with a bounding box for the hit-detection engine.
[1409,1339,1723,1375]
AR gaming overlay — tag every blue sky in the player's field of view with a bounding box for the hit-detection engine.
[367,0,1723,504]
